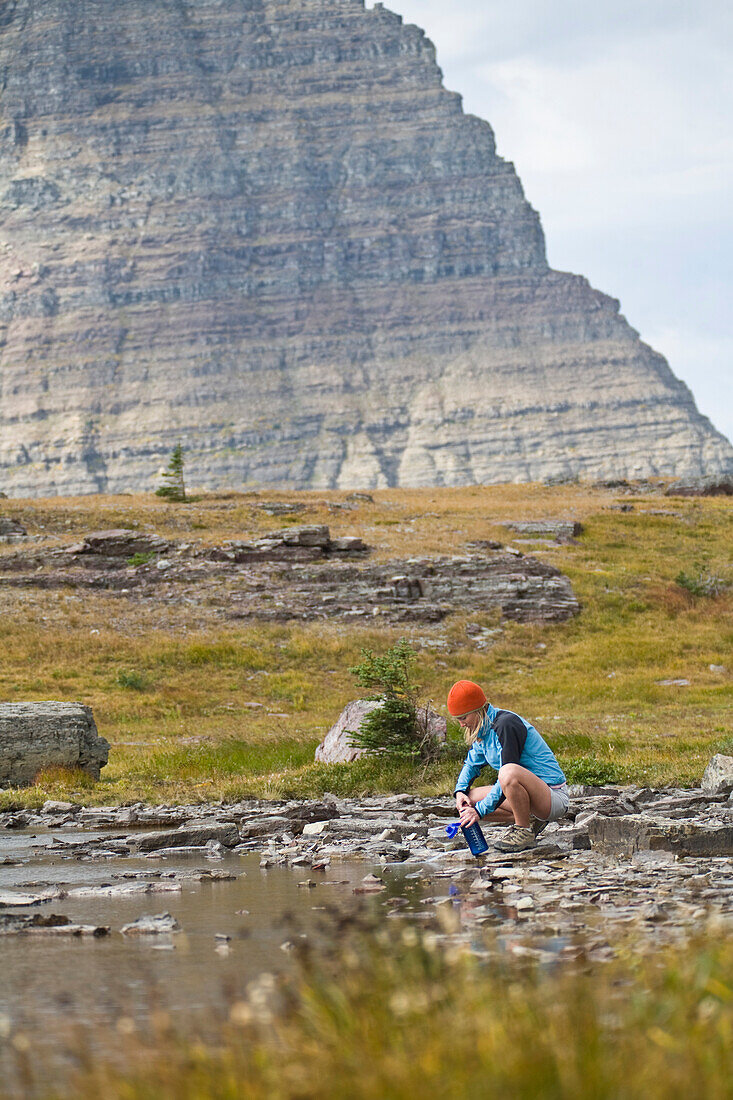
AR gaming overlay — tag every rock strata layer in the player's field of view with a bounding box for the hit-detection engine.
[0,702,109,786]
[0,0,731,497]
[0,525,580,623]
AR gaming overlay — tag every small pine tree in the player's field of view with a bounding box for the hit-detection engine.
[156,443,186,502]
[348,639,440,762]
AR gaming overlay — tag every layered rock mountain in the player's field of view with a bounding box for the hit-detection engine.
[0,0,731,495]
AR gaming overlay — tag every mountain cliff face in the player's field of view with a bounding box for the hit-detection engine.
[0,0,731,495]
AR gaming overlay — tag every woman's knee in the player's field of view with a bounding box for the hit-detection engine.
[498,763,523,787]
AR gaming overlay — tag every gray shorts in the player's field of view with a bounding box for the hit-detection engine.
[541,782,569,822]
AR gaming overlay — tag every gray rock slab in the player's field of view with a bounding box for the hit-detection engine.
[588,815,733,857]
[502,520,583,541]
[0,701,109,786]
[238,816,294,839]
[665,475,733,497]
[66,882,182,898]
[132,823,240,851]
[71,530,171,556]
[0,913,109,936]
[120,912,181,935]
[0,517,26,536]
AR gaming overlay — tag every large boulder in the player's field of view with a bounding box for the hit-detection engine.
[0,702,109,786]
[315,699,447,764]
[701,754,733,794]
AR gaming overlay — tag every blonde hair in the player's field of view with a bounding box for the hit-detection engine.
[463,704,488,746]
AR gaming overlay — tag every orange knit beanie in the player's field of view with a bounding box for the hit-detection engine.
[447,680,488,716]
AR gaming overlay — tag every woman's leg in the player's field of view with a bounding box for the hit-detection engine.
[496,764,552,827]
[466,785,514,824]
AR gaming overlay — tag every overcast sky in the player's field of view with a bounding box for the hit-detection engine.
[369,0,733,445]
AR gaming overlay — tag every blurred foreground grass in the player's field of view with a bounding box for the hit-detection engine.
[21,923,733,1099]
[0,483,731,806]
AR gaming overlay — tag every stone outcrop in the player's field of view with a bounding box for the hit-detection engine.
[315,699,447,763]
[0,0,730,497]
[0,529,579,623]
[665,475,733,497]
[66,530,171,558]
[0,702,109,786]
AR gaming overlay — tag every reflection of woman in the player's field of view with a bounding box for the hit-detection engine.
[448,680,569,853]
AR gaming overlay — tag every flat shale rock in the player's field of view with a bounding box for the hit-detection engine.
[227,552,580,624]
[0,913,109,936]
[120,912,181,936]
[0,702,109,786]
[665,475,733,497]
[587,815,733,857]
[132,823,240,852]
[502,520,583,542]
[67,530,171,557]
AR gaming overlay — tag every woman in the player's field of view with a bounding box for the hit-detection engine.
[449,680,568,853]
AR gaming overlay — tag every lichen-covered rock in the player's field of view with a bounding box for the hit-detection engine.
[0,702,109,787]
[316,700,384,764]
[701,754,733,794]
[0,0,730,498]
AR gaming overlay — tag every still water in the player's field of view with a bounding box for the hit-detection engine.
[0,829,430,1057]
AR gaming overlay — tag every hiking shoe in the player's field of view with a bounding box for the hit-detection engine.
[493,825,537,853]
[531,817,549,838]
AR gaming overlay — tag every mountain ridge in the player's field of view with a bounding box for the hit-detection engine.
[0,0,730,495]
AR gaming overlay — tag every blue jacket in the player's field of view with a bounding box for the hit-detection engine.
[454,704,565,817]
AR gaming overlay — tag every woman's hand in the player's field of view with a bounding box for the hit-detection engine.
[459,803,479,827]
[455,792,471,815]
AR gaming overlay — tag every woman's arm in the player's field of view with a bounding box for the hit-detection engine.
[453,739,482,800]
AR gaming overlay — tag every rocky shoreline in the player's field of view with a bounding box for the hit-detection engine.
[2,778,732,956]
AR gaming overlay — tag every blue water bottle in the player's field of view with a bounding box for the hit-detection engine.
[445,820,489,857]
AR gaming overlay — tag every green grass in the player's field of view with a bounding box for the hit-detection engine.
[24,925,733,1099]
[0,484,731,805]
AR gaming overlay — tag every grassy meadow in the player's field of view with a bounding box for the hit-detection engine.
[0,481,731,807]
